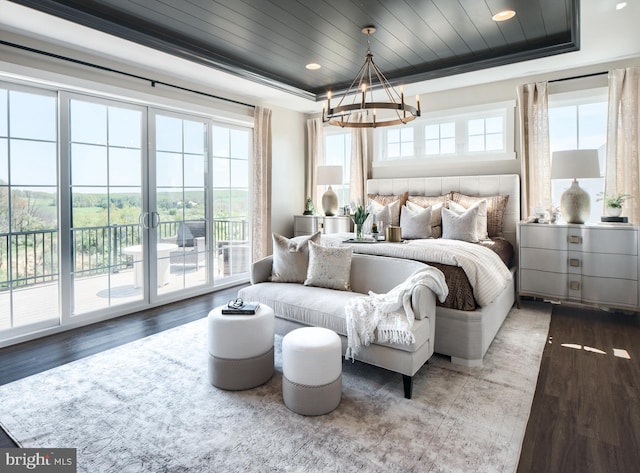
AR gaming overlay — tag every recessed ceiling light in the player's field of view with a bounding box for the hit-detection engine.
[492,10,516,22]
[306,63,321,70]
[616,2,627,10]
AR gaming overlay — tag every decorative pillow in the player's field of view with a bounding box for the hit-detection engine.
[400,205,432,239]
[449,200,488,240]
[451,192,509,238]
[368,192,408,224]
[304,241,353,291]
[442,205,479,242]
[270,232,321,283]
[407,193,450,209]
[363,199,400,232]
[406,200,444,238]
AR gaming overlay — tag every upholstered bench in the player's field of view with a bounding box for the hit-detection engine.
[207,304,275,390]
[282,327,342,416]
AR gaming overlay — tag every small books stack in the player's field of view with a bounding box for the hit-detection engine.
[221,301,260,315]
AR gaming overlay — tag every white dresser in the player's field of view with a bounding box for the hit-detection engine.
[293,215,352,237]
[518,222,639,311]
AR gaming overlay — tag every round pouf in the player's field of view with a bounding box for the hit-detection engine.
[207,304,274,390]
[282,327,342,416]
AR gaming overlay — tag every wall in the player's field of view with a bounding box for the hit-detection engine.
[269,106,305,237]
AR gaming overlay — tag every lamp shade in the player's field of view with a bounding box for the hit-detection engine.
[316,165,343,185]
[551,150,601,180]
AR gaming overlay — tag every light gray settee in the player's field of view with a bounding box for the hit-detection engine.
[238,253,437,399]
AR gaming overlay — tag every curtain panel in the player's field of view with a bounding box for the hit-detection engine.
[252,106,272,261]
[305,118,324,211]
[350,113,373,206]
[605,67,640,224]
[517,81,551,218]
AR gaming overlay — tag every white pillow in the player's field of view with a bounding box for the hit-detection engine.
[363,199,399,233]
[442,205,479,242]
[449,200,488,240]
[271,232,321,283]
[304,241,353,291]
[407,200,443,237]
[400,205,432,239]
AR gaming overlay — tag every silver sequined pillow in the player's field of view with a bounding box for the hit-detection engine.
[271,232,321,283]
[304,241,353,291]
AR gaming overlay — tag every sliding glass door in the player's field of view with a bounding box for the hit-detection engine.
[0,81,252,346]
[0,85,59,335]
[66,96,145,314]
[151,111,211,297]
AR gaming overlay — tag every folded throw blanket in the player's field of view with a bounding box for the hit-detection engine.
[345,266,448,361]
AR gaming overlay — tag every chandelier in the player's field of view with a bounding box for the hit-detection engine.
[323,26,420,128]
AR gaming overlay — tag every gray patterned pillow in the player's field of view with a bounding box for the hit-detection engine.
[304,241,353,291]
[406,200,443,238]
[442,205,479,242]
[271,232,321,283]
[400,205,432,239]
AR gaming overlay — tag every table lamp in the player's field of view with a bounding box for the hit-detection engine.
[316,165,343,216]
[550,149,601,224]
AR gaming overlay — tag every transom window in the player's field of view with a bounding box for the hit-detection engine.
[375,101,515,163]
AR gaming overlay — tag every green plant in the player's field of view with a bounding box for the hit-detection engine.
[596,192,633,209]
[351,205,370,226]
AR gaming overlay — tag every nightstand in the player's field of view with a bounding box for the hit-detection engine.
[294,215,352,237]
[518,222,639,311]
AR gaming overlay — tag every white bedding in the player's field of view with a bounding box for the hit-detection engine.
[322,233,512,307]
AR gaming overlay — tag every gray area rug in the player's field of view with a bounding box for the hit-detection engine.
[0,301,550,473]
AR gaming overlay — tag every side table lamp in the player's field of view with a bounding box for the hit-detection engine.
[317,165,343,216]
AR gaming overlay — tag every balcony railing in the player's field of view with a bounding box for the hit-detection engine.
[0,218,248,289]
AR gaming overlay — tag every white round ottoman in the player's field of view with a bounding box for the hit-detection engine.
[282,327,342,416]
[207,304,274,390]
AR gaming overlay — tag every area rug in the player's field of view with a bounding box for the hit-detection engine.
[0,301,550,473]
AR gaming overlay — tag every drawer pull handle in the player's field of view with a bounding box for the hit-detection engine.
[569,281,580,291]
[569,258,581,267]
[568,235,582,244]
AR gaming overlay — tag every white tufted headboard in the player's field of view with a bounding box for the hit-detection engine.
[367,174,520,249]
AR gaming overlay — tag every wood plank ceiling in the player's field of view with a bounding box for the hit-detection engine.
[9,0,579,100]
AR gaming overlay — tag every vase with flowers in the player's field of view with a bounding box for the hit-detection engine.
[351,205,369,240]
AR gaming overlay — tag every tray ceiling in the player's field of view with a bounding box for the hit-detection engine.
[8,0,579,100]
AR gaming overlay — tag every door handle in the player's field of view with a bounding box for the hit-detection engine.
[140,212,150,230]
[151,212,160,229]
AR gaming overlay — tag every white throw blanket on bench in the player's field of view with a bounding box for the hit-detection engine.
[345,267,448,361]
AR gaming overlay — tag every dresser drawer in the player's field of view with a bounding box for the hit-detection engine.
[294,216,320,236]
[520,269,567,299]
[520,225,567,250]
[520,248,567,273]
[581,227,638,255]
[581,252,638,280]
[581,276,639,307]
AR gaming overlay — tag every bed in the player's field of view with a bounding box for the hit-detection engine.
[325,174,520,366]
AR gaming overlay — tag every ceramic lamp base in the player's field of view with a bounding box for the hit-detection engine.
[560,180,590,224]
[322,186,338,216]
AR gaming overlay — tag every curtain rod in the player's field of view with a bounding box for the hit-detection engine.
[549,71,608,83]
[0,39,256,109]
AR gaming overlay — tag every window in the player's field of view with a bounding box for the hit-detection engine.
[387,127,414,158]
[324,131,351,208]
[549,88,607,223]
[425,122,455,156]
[375,101,515,163]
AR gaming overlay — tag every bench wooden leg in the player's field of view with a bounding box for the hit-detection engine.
[402,374,413,399]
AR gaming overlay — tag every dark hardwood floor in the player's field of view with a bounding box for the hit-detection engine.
[2,296,639,472]
[0,284,245,448]
[517,304,640,473]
